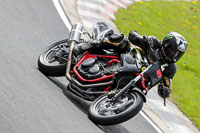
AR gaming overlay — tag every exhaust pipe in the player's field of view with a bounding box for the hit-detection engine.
[66,23,83,81]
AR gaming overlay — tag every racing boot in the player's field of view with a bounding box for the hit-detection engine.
[102,33,130,53]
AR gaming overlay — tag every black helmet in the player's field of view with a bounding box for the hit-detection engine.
[161,32,187,63]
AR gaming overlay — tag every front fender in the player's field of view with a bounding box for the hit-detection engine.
[131,87,147,102]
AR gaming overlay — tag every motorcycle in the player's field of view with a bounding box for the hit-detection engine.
[38,22,164,125]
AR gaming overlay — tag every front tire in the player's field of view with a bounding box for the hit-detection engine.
[38,39,69,76]
[88,92,143,125]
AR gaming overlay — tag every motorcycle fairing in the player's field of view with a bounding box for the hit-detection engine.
[92,22,114,41]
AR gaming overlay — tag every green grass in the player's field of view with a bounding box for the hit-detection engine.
[114,1,200,129]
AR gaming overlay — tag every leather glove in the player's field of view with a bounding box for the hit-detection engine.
[158,85,171,98]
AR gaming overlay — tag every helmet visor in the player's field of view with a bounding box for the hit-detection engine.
[165,43,180,62]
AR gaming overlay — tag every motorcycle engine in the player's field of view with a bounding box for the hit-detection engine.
[77,58,101,79]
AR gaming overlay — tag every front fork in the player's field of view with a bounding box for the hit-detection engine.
[111,64,153,102]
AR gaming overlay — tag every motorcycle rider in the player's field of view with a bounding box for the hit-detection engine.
[74,31,187,99]
[128,31,187,98]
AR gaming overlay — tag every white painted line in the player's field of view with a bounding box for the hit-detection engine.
[78,1,116,19]
[78,0,118,11]
[52,0,72,30]
[125,0,134,4]
[78,10,109,21]
[140,111,163,133]
[109,0,126,8]
[53,1,164,133]
[118,0,133,5]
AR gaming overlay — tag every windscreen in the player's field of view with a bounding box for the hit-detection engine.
[92,22,114,40]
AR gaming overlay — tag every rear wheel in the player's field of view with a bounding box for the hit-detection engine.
[38,39,69,76]
[88,91,143,125]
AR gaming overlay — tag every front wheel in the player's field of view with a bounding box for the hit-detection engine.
[38,39,69,76]
[88,92,143,125]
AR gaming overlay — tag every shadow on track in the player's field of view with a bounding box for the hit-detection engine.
[42,74,131,133]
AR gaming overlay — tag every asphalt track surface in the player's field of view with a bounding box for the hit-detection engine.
[0,0,158,133]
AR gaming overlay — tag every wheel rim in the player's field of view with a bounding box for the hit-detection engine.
[92,93,137,117]
[43,42,69,66]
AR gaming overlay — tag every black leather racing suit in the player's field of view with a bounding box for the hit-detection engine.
[128,31,177,96]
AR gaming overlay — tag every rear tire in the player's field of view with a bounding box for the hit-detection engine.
[88,91,143,125]
[38,39,68,76]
